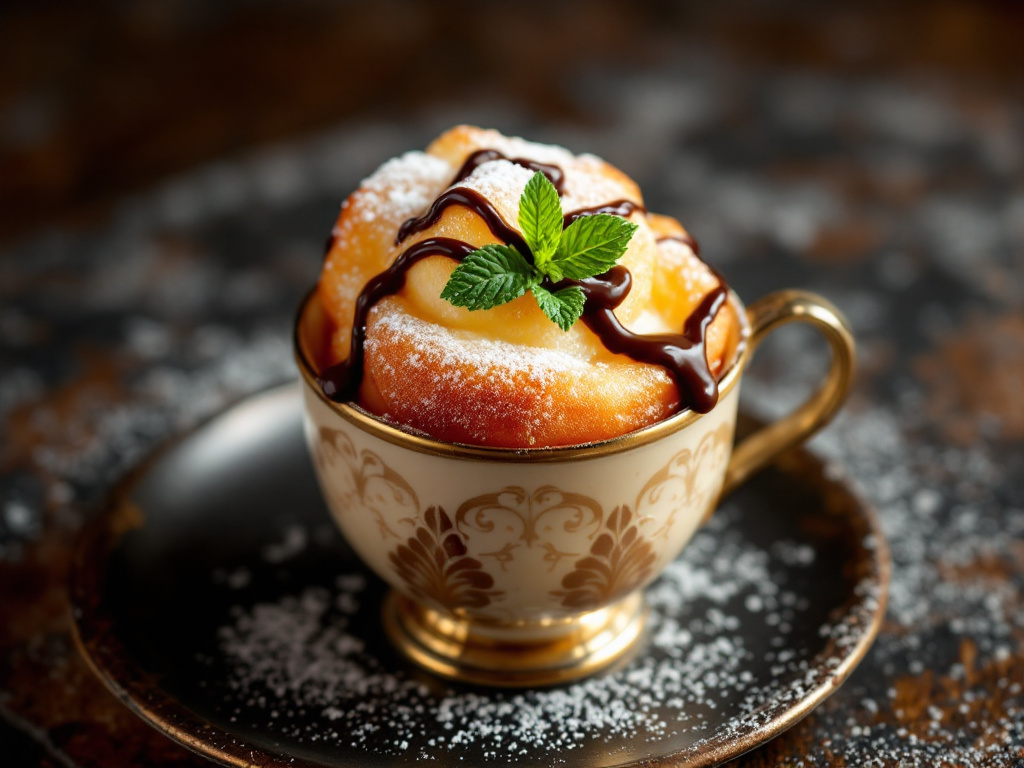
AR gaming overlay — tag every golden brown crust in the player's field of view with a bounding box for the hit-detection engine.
[316,126,740,447]
[359,298,678,447]
[647,214,739,377]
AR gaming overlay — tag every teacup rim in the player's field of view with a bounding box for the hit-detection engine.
[294,288,750,463]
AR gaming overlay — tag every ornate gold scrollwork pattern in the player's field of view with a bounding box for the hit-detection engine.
[552,505,657,610]
[388,506,502,612]
[454,486,604,556]
[313,427,418,539]
[314,422,731,614]
[635,423,733,539]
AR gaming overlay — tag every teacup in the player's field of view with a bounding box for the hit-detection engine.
[294,288,853,686]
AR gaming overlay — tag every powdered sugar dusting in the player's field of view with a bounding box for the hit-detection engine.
[655,238,716,306]
[330,150,451,260]
[455,159,536,230]
[214,500,881,763]
[448,132,639,212]
[364,300,671,445]
[465,129,577,172]
[369,303,597,380]
[561,154,641,212]
[3,35,1021,765]
[445,141,639,219]
[321,151,452,311]
[353,151,452,225]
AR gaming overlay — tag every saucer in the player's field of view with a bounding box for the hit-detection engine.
[70,385,888,767]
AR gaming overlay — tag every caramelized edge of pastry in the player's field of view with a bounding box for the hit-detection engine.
[294,288,750,461]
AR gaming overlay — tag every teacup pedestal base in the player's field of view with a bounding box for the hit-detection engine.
[382,591,648,687]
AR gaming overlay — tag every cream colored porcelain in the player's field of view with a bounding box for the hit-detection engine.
[294,288,855,685]
[301,371,738,623]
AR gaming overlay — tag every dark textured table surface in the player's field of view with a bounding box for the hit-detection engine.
[1,2,1022,766]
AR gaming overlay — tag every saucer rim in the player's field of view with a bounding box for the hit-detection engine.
[69,383,890,768]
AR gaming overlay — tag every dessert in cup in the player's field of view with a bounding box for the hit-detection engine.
[294,126,854,686]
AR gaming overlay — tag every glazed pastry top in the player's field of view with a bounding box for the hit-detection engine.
[316,126,741,447]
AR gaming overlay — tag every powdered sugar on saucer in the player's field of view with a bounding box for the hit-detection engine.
[214,503,880,762]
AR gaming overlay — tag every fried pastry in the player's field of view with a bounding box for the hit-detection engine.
[314,126,742,447]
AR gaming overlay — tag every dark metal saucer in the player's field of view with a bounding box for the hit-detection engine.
[70,384,888,768]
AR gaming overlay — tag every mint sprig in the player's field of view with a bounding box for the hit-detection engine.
[553,214,638,280]
[439,244,537,309]
[439,171,638,330]
[530,283,587,332]
[519,171,562,267]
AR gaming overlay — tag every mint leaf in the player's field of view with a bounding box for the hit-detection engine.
[441,244,538,310]
[543,261,564,283]
[518,172,562,268]
[436,164,639,331]
[531,284,586,332]
[552,214,638,280]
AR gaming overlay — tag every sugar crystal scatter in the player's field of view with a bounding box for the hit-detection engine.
[2,45,1022,765]
[212,503,874,762]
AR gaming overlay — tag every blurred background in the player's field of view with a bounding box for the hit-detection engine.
[1,1,1023,766]
[2,0,1021,243]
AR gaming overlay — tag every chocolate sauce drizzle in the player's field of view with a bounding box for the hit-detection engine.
[452,149,565,194]
[320,151,728,415]
[395,185,647,253]
[656,232,701,256]
[563,200,646,229]
[575,266,725,412]
[396,147,644,246]
[319,238,476,400]
[396,188,529,252]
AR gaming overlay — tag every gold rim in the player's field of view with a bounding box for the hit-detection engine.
[293,288,751,462]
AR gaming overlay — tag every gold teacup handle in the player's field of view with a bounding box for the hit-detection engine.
[720,289,855,497]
